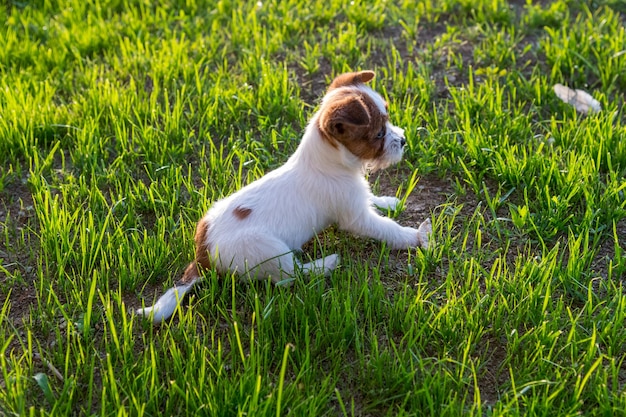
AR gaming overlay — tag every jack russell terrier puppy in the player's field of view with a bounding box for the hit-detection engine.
[136,70,432,323]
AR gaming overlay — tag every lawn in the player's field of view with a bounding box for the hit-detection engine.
[1,0,626,415]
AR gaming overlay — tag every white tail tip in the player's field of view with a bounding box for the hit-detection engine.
[135,282,196,324]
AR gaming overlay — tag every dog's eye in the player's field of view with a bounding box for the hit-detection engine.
[376,127,386,139]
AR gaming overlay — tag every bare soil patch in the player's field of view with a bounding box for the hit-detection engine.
[0,175,38,321]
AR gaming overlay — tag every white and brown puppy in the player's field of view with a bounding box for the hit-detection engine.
[136,70,432,323]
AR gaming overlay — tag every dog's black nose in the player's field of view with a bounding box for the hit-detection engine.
[400,138,407,147]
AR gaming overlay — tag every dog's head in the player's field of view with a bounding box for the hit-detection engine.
[317,70,406,171]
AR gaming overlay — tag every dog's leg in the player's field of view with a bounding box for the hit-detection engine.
[341,208,431,250]
[222,232,339,284]
[370,195,401,211]
[298,254,340,277]
[218,232,299,284]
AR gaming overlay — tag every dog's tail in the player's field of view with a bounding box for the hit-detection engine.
[135,217,211,324]
[135,264,202,323]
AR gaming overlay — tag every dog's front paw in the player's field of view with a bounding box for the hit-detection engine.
[373,196,401,211]
[416,218,432,249]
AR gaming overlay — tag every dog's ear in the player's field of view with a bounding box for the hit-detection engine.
[329,70,375,90]
[320,94,371,138]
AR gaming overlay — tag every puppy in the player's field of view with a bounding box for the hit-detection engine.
[136,70,432,323]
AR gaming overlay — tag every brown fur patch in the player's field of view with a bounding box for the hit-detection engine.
[319,89,387,161]
[233,206,252,220]
[317,117,339,148]
[194,217,211,269]
[319,70,377,149]
[180,262,199,284]
[179,217,211,284]
[329,70,375,90]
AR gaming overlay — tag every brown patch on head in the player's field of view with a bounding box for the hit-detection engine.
[233,206,252,220]
[318,89,387,160]
[328,70,375,90]
[179,217,212,284]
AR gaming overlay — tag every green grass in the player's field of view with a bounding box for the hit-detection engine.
[1,0,626,415]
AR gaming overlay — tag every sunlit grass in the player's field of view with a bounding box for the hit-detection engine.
[1,0,626,415]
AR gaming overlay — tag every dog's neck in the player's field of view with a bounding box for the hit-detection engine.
[287,112,365,175]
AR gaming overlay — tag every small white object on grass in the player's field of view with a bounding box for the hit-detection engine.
[553,84,601,115]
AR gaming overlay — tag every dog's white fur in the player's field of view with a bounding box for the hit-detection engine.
[136,71,432,323]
